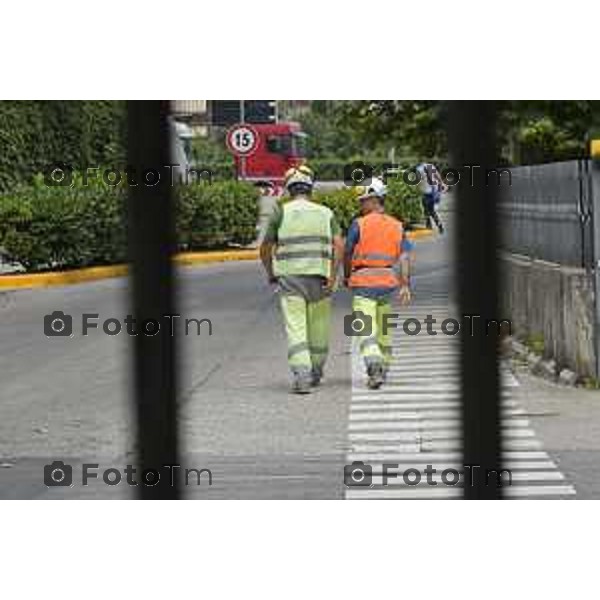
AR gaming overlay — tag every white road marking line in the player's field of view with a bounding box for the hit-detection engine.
[346,484,576,500]
[503,451,553,460]
[349,404,462,412]
[349,412,421,421]
[348,417,532,430]
[345,459,558,471]
[348,406,529,416]
[346,307,573,499]
[356,471,564,486]
[356,385,462,392]
[348,429,536,441]
[346,487,461,499]
[398,438,544,451]
[347,440,544,453]
[350,394,517,403]
[345,450,552,461]
[505,485,576,498]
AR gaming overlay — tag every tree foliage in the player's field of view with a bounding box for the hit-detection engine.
[336,101,445,159]
[334,100,600,165]
[297,101,388,160]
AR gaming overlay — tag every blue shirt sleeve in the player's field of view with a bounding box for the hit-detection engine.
[401,237,415,253]
[345,219,360,255]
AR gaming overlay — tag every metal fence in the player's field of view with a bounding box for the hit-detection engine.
[498,158,600,379]
[498,160,594,267]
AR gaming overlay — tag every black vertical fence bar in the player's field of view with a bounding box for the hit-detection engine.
[446,101,503,499]
[127,101,180,499]
[590,158,600,379]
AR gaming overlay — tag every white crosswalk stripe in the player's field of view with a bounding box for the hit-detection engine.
[344,304,576,500]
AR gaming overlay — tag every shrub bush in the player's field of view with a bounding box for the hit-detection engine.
[385,177,424,225]
[0,177,127,271]
[0,176,260,272]
[177,181,259,250]
[312,178,423,233]
[312,187,362,232]
[209,162,237,181]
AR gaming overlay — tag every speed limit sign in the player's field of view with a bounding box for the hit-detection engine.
[226,124,259,156]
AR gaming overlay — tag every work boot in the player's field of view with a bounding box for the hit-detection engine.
[292,374,312,395]
[366,362,384,390]
[310,366,323,387]
[382,365,389,384]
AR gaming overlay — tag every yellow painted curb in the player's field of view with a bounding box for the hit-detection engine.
[406,229,434,240]
[0,235,432,292]
[0,250,259,291]
[173,249,258,267]
[0,265,130,290]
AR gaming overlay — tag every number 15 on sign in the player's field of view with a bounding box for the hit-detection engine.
[226,124,259,156]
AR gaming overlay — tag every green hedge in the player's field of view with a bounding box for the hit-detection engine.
[208,162,236,181]
[312,187,362,231]
[313,179,423,232]
[385,177,424,225]
[0,178,127,271]
[176,180,259,249]
[0,177,259,272]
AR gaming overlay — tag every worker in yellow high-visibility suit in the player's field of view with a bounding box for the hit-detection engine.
[260,166,344,394]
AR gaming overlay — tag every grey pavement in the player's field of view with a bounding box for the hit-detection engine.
[0,203,598,499]
[511,371,600,499]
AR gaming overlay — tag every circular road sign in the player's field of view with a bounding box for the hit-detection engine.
[226,124,259,156]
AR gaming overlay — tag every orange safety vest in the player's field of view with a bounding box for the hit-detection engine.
[348,212,403,288]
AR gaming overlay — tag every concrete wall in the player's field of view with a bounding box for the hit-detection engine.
[501,253,597,378]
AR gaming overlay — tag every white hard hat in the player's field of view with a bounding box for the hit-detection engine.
[359,177,387,201]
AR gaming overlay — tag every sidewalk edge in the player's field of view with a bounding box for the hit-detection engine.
[0,250,259,291]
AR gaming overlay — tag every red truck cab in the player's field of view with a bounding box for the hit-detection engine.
[232,122,307,193]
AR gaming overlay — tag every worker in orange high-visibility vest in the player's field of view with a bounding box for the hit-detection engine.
[343,177,413,389]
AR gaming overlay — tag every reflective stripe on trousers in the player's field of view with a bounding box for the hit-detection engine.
[280,294,331,376]
[352,295,393,368]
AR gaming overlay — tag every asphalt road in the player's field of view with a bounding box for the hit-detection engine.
[0,204,597,499]
[0,218,447,498]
